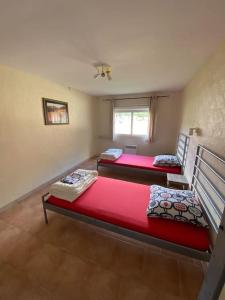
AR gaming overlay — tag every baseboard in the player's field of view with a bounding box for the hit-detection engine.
[0,155,97,213]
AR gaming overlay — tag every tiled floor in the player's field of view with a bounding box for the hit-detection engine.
[0,159,205,299]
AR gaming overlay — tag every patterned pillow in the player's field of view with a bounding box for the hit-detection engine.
[153,155,181,167]
[147,185,208,227]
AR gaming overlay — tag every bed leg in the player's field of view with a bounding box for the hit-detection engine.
[42,194,49,224]
[43,206,49,224]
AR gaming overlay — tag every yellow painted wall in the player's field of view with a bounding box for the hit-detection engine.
[180,41,225,182]
[0,65,97,209]
[96,92,182,156]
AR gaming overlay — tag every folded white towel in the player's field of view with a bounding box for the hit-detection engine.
[100,148,123,161]
[49,169,98,202]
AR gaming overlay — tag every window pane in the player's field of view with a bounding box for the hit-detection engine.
[132,111,149,135]
[114,112,131,134]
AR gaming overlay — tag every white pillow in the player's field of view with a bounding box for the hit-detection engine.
[147,185,208,228]
[100,148,123,161]
[153,155,181,167]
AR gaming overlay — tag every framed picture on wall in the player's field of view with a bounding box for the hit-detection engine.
[42,98,69,125]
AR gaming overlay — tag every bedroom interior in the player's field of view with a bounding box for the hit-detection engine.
[0,1,225,299]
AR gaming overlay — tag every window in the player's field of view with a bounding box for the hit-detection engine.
[114,107,149,136]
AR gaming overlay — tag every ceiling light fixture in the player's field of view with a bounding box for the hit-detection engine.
[94,64,112,80]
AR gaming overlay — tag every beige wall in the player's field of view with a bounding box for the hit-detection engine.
[180,41,225,182]
[0,65,97,209]
[179,41,225,300]
[96,92,182,156]
[220,285,225,300]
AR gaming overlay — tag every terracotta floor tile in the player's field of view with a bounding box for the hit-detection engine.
[158,294,188,300]
[55,252,94,284]
[52,280,91,300]
[0,201,45,235]
[0,218,9,231]
[36,215,110,265]
[24,243,65,290]
[109,240,144,278]
[54,265,119,300]
[86,266,120,300]
[118,276,160,300]
[75,230,117,268]
[0,202,23,223]
[0,263,45,300]
[4,231,43,270]
[17,285,53,300]
[36,214,77,245]
[179,260,204,300]
[0,263,24,299]
[142,249,181,297]
[0,222,22,263]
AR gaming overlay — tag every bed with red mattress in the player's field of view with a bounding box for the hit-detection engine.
[97,133,189,175]
[46,176,209,251]
[98,154,182,174]
[43,177,211,261]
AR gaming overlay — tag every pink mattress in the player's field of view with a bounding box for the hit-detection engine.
[99,154,182,174]
[47,176,209,251]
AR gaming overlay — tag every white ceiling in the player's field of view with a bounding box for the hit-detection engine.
[0,0,225,96]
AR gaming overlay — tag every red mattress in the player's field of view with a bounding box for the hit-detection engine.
[47,177,209,251]
[99,154,181,174]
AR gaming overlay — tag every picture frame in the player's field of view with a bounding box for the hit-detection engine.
[42,98,69,125]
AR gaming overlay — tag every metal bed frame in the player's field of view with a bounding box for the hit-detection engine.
[96,133,190,175]
[192,145,225,233]
[176,132,190,168]
[191,145,225,300]
[42,144,225,300]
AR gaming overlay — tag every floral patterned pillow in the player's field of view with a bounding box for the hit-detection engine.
[147,185,208,227]
[153,155,181,167]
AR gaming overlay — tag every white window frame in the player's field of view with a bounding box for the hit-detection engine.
[113,107,150,137]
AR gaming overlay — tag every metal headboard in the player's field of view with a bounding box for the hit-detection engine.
[191,145,225,233]
[176,133,190,169]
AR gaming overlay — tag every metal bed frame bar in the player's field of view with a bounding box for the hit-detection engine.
[192,175,220,233]
[198,209,225,300]
[199,145,225,165]
[195,166,225,207]
[191,145,225,233]
[190,144,225,299]
[195,153,225,185]
[176,133,189,168]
